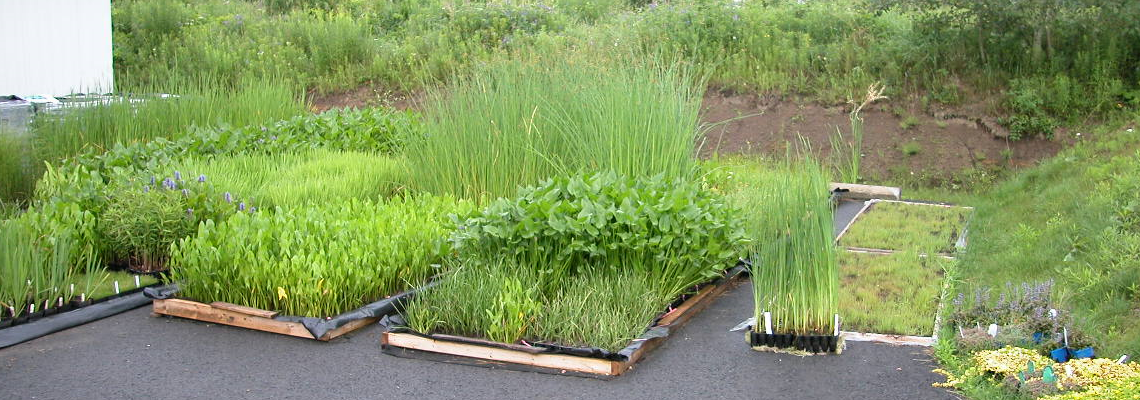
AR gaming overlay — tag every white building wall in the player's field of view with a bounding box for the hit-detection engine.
[0,0,115,96]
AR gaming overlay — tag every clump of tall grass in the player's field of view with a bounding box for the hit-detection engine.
[171,196,471,317]
[743,159,838,336]
[0,133,36,204]
[31,79,304,164]
[407,55,703,201]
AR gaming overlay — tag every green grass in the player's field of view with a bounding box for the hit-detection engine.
[170,150,410,210]
[950,120,1140,359]
[407,54,702,201]
[31,80,304,164]
[839,251,947,336]
[0,133,35,204]
[840,201,973,253]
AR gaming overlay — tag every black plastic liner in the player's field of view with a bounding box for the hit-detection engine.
[384,264,746,363]
[146,282,431,339]
[750,331,840,353]
[0,284,167,349]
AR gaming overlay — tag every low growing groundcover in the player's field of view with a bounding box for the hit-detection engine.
[402,173,745,352]
[840,201,973,253]
[838,251,947,336]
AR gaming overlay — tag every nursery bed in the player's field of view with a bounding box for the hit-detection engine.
[148,285,420,341]
[0,282,162,348]
[836,199,974,256]
[382,266,746,379]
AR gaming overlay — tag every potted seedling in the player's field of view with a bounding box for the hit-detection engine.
[747,161,842,354]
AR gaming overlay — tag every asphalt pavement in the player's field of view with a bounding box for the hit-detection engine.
[1,281,960,400]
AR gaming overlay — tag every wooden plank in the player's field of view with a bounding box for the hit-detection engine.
[318,317,378,341]
[153,299,314,339]
[383,332,619,376]
[829,182,901,201]
[841,331,935,347]
[209,301,278,319]
[657,272,741,327]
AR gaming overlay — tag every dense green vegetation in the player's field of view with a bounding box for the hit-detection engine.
[172,196,468,317]
[405,173,745,351]
[839,251,945,336]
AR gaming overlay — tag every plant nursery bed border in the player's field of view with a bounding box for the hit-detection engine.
[0,284,163,348]
[380,265,747,379]
[148,285,420,341]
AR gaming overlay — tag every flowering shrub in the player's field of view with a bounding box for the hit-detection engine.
[936,346,1140,399]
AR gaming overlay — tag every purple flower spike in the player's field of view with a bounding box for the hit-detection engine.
[198,174,206,183]
[174,171,182,181]
[250,206,257,213]
[143,186,150,193]
[150,176,156,185]
[238,202,246,211]
[224,192,233,203]
[182,189,190,197]
[186,208,194,217]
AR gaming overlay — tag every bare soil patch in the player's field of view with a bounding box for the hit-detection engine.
[699,88,1064,183]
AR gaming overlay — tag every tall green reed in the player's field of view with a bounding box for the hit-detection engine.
[745,159,839,335]
[407,54,703,201]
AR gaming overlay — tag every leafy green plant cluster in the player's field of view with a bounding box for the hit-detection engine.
[406,173,745,351]
[839,201,972,253]
[171,196,471,317]
[450,172,745,297]
[742,160,839,336]
[98,172,247,272]
[408,56,701,201]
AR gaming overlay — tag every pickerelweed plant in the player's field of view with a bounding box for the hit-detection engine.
[170,196,471,317]
[745,160,839,336]
[407,55,703,202]
[404,172,746,351]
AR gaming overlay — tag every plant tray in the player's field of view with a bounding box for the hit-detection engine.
[0,284,162,348]
[749,331,843,353]
[381,265,746,379]
[834,199,975,258]
[149,285,418,341]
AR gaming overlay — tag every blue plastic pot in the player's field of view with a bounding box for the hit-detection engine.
[1051,347,1070,363]
[1071,347,1095,359]
[1032,332,1044,344]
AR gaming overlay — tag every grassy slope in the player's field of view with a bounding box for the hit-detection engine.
[932,116,1140,369]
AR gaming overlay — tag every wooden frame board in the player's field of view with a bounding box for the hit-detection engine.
[381,268,745,378]
[152,298,377,341]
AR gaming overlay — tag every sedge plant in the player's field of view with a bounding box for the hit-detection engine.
[747,159,839,336]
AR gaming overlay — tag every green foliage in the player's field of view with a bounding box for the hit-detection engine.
[171,196,469,317]
[408,55,702,201]
[0,203,102,318]
[31,82,304,165]
[955,123,1140,358]
[406,173,744,350]
[0,133,35,204]
[741,159,838,335]
[172,150,409,210]
[98,173,239,271]
[450,172,745,297]
[901,141,922,156]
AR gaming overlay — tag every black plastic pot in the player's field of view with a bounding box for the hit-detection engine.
[0,320,11,329]
[750,331,840,354]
